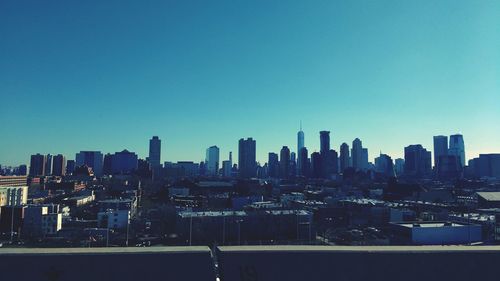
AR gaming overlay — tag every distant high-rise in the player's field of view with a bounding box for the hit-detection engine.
[433,135,448,168]
[339,143,350,173]
[222,152,232,178]
[52,154,66,176]
[375,153,395,177]
[324,150,339,178]
[103,153,113,175]
[149,136,162,180]
[404,145,432,177]
[449,134,465,167]
[351,138,363,170]
[29,154,46,176]
[205,146,220,176]
[280,146,291,179]
[149,136,161,168]
[238,138,256,178]
[75,151,104,176]
[268,152,279,178]
[394,158,405,176]
[111,150,138,174]
[66,160,75,175]
[44,154,52,175]
[310,152,322,179]
[297,124,305,173]
[298,147,309,177]
[319,131,330,155]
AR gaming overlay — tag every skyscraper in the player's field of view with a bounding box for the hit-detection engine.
[433,135,448,168]
[297,124,305,173]
[319,131,330,155]
[52,154,66,176]
[205,146,220,176]
[404,145,432,178]
[351,138,363,171]
[375,153,395,177]
[29,154,46,176]
[449,134,465,167]
[66,160,75,175]
[75,151,104,176]
[238,138,256,178]
[44,154,52,176]
[298,147,309,177]
[149,136,162,180]
[111,150,139,174]
[310,152,322,179]
[280,146,291,179]
[149,136,161,168]
[324,150,339,178]
[339,143,350,173]
[268,152,279,178]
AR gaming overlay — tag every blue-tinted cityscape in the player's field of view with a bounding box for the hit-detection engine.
[1,131,500,248]
[1,1,500,280]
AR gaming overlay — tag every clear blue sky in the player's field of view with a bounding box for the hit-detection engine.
[1,0,499,166]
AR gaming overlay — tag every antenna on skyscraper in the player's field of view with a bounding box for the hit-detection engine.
[300,120,302,131]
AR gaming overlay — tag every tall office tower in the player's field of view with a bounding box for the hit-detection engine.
[319,131,330,154]
[310,152,322,179]
[362,148,369,170]
[268,152,279,178]
[298,147,309,177]
[449,134,466,167]
[290,152,297,177]
[66,160,75,175]
[297,124,305,173]
[44,154,52,175]
[279,146,291,179]
[238,138,257,178]
[149,136,162,180]
[339,143,350,173]
[433,135,448,169]
[323,150,339,178]
[222,155,232,178]
[351,138,364,171]
[205,146,220,176]
[102,153,113,175]
[75,151,104,176]
[52,154,66,176]
[394,158,405,176]
[404,145,432,178]
[112,150,139,174]
[29,154,46,176]
[375,153,395,177]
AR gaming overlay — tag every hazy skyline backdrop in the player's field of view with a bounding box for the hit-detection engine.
[1,0,499,166]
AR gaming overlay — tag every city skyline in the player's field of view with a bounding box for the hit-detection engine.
[1,0,499,165]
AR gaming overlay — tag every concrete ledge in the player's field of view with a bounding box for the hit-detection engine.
[217,246,500,281]
[0,246,215,281]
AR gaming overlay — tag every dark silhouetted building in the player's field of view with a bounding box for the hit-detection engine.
[280,146,291,179]
[29,154,46,176]
[268,153,279,178]
[111,150,138,174]
[375,153,395,177]
[52,154,66,176]
[449,134,466,168]
[149,136,162,180]
[433,135,448,169]
[298,147,309,177]
[310,152,322,179]
[339,143,350,173]
[320,131,330,155]
[66,160,75,175]
[404,145,432,178]
[437,155,462,180]
[238,138,256,178]
[76,151,103,176]
[468,154,500,179]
